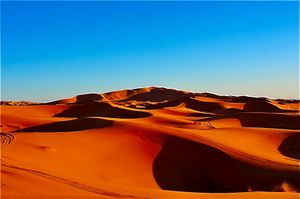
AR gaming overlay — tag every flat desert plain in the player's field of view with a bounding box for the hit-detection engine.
[1,87,299,199]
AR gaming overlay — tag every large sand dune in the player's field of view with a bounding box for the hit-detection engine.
[1,87,299,199]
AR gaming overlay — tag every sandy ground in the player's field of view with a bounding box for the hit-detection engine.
[1,87,299,199]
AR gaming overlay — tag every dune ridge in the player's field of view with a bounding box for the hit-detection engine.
[1,87,299,199]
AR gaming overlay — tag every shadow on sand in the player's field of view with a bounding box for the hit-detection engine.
[54,102,152,118]
[14,118,113,132]
[153,135,300,193]
[278,133,300,160]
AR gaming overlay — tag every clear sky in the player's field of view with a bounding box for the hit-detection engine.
[1,1,299,102]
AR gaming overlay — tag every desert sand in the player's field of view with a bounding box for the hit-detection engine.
[1,87,299,199]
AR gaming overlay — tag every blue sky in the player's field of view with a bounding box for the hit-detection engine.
[1,1,299,102]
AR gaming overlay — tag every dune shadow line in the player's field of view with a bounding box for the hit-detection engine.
[13,118,113,132]
[54,102,152,118]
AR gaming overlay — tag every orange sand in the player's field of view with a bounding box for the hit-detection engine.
[1,87,299,199]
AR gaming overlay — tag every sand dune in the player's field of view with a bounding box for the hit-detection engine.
[102,87,154,101]
[48,93,103,104]
[1,87,299,199]
[243,101,282,112]
[121,87,187,102]
[54,102,152,118]
[198,112,300,130]
[152,134,299,193]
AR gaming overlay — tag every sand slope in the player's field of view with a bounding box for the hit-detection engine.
[1,87,299,199]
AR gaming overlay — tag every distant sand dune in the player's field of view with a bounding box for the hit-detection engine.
[184,98,224,112]
[120,87,187,102]
[54,102,152,118]
[244,101,282,112]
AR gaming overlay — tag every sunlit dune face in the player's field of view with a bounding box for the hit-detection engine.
[1,87,300,199]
